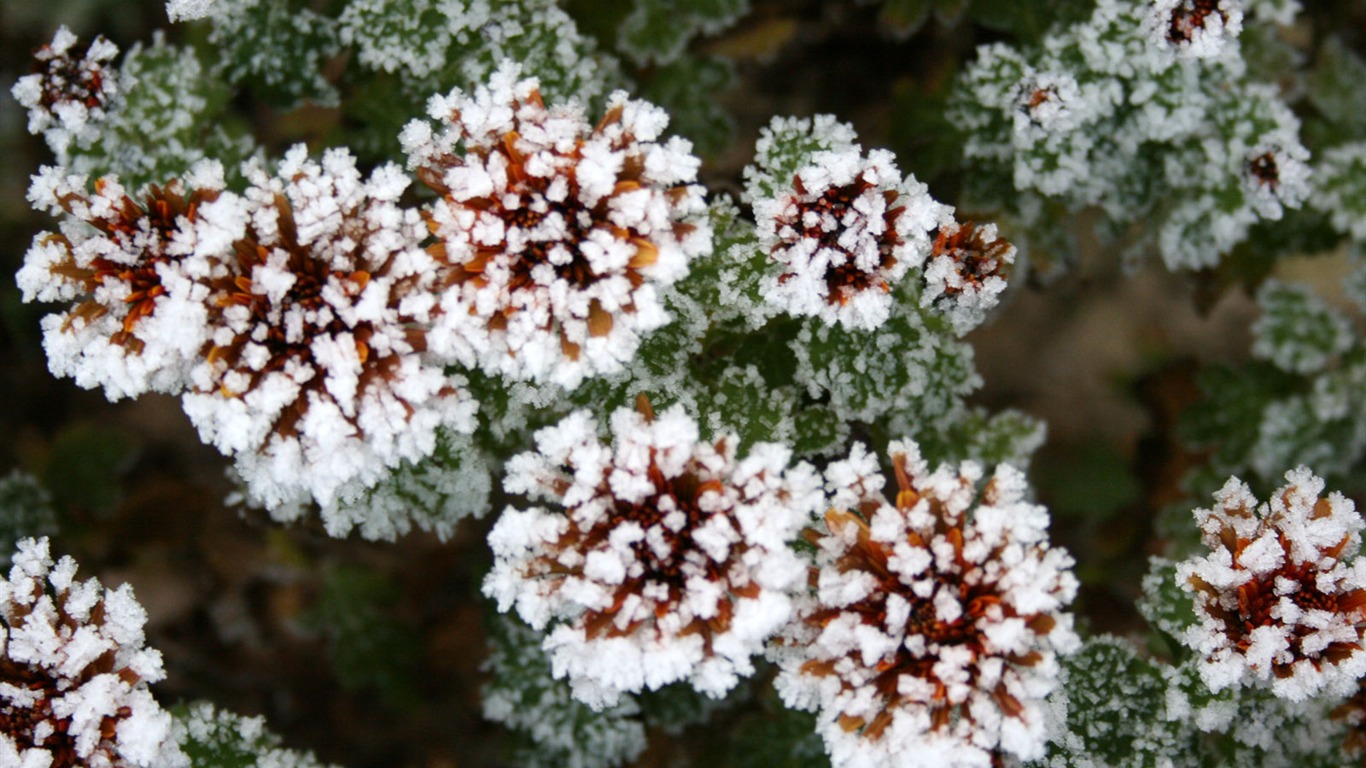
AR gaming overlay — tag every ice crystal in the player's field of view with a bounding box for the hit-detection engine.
[0,538,180,768]
[484,401,822,708]
[773,441,1078,768]
[1177,467,1366,701]
[403,63,711,389]
[12,27,119,162]
[181,146,478,512]
[17,162,226,400]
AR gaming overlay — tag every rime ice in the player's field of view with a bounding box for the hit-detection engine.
[772,442,1078,768]
[1177,467,1366,702]
[0,538,180,768]
[403,63,711,389]
[483,402,822,708]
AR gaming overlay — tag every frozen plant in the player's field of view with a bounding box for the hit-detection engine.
[11,0,1366,765]
[1177,467,1366,701]
[772,441,1078,767]
[402,63,711,389]
[485,399,822,708]
[0,538,179,768]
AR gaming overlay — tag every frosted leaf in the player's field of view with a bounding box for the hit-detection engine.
[483,401,822,708]
[165,0,216,21]
[170,701,334,768]
[1251,280,1353,375]
[773,441,1078,768]
[182,147,478,513]
[406,63,711,389]
[1314,142,1366,241]
[0,472,59,571]
[952,0,1310,271]
[0,538,183,768]
[482,612,646,768]
[1175,467,1366,701]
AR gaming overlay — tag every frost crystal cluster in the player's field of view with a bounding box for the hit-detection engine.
[403,64,711,388]
[0,538,178,768]
[485,401,821,708]
[773,441,1078,767]
[1177,468,1366,701]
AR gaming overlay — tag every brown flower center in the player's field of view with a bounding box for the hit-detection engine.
[778,174,905,305]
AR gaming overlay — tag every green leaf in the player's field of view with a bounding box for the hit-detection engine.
[638,55,736,158]
[0,471,58,568]
[298,566,421,710]
[172,701,333,768]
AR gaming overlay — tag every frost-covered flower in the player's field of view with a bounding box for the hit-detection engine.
[920,221,1016,335]
[1242,143,1311,221]
[11,27,119,160]
[754,148,949,330]
[402,63,711,389]
[17,162,227,400]
[1177,467,1366,701]
[1012,73,1081,136]
[181,146,478,512]
[773,442,1078,768]
[483,400,822,709]
[0,538,180,768]
[1147,0,1244,59]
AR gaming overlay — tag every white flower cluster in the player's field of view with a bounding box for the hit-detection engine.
[1145,0,1244,59]
[484,402,822,709]
[402,63,711,389]
[772,441,1079,768]
[0,538,180,768]
[18,148,478,531]
[11,27,120,163]
[955,0,1310,269]
[1177,467,1366,702]
[746,116,951,330]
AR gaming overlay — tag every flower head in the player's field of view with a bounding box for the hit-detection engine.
[483,399,822,708]
[181,146,477,512]
[1148,0,1244,59]
[1242,142,1311,221]
[0,538,177,768]
[17,162,226,399]
[773,442,1078,768]
[1177,467,1366,701]
[402,63,711,389]
[754,148,949,330]
[920,220,1015,334]
[11,27,119,159]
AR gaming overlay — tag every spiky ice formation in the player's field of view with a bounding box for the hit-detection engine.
[773,442,1078,768]
[402,63,711,389]
[484,400,822,708]
[1177,467,1366,701]
[0,538,180,768]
